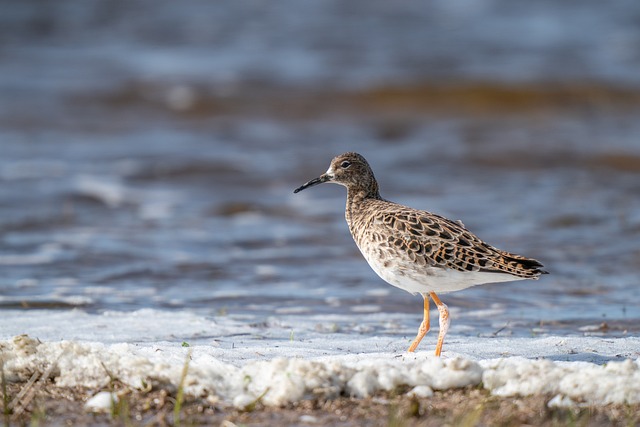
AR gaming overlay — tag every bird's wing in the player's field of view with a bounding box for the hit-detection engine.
[370,205,546,278]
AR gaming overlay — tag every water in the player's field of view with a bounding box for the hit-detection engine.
[2,1,640,340]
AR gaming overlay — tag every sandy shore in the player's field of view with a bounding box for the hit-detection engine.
[2,310,640,426]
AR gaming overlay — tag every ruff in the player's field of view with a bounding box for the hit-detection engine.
[294,152,547,356]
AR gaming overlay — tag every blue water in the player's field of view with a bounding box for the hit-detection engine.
[1,0,640,339]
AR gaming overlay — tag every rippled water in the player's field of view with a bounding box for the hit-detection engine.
[2,1,640,339]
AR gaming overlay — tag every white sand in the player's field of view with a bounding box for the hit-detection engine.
[1,309,638,408]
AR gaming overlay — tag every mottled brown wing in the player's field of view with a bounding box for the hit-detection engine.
[372,204,546,278]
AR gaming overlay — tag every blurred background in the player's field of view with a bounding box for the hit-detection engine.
[1,0,639,338]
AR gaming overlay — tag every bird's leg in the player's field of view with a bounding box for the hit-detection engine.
[407,293,430,352]
[429,292,449,357]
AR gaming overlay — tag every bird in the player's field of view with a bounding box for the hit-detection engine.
[294,152,547,356]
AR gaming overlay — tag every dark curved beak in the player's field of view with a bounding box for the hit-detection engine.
[293,174,331,193]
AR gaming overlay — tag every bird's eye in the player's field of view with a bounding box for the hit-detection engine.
[340,161,351,169]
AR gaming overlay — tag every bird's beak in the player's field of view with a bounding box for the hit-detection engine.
[293,173,331,193]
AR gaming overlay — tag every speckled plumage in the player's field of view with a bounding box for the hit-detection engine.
[294,152,547,356]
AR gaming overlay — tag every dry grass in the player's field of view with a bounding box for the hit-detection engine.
[2,376,640,427]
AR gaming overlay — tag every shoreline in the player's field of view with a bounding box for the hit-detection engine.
[3,310,639,424]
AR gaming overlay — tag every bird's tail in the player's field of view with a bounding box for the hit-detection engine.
[495,250,548,278]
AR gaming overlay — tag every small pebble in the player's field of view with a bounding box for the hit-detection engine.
[85,391,118,412]
[408,385,434,398]
[299,414,319,423]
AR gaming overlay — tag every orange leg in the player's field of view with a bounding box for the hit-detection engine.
[429,292,450,357]
[407,293,430,352]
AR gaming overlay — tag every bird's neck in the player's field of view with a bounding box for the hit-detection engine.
[345,184,381,229]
